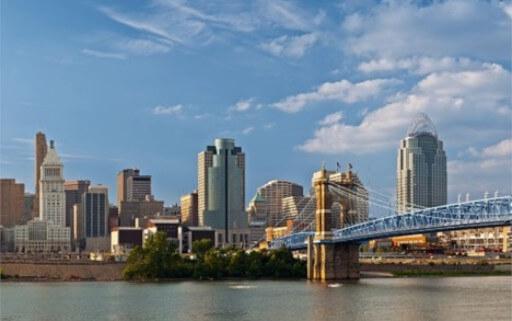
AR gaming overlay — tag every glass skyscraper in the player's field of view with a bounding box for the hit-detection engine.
[197,138,248,246]
[396,113,447,213]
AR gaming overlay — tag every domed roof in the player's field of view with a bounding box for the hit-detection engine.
[407,113,438,138]
[42,140,62,165]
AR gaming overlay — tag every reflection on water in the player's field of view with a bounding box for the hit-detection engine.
[1,277,510,321]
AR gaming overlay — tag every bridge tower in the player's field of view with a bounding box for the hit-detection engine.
[307,166,360,281]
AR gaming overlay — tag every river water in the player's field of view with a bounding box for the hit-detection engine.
[1,277,510,321]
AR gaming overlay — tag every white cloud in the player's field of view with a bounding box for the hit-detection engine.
[273,78,398,113]
[358,56,483,75]
[344,1,511,61]
[242,126,254,135]
[98,6,183,44]
[481,138,512,158]
[259,0,319,32]
[448,138,512,198]
[98,1,325,55]
[299,63,511,154]
[152,104,184,115]
[260,33,318,58]
[82,48,126,60]
[318,111,343,126]
[116,39,170,55]
[230,98,255,112]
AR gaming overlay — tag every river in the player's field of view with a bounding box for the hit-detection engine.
[1,277,510,321]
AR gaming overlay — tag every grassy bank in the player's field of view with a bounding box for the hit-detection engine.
[392,270,511,277]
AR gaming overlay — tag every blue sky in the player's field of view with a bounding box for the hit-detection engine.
[1,0,511,209]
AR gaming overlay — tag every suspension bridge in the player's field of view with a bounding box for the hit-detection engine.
[266,166,512,281]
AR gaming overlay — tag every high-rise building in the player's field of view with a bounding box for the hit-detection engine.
[0,179,25,227]
[197,138,248,246]
[14,139,70,253]
[119,195,164,227]
[81,185,110,251]
[116,168,140,205]
[64,180,90,228]
[180,191,198,226]
[39,140,66,227]
[82,185,108,238]
[255,180,303,226]
[396,113,447,213]
[34,132,47,216]
[246,192,269,223]
[126,175,151,201]
[23,193,35,224]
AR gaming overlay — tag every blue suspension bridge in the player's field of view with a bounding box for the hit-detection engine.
[265,167,512,281]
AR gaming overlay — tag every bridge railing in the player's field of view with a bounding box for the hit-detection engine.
[269,196,512,250]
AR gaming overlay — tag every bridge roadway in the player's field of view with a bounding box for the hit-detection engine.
[270,195,512,250]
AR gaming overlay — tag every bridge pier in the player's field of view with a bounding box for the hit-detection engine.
[308,167,360,281]
[307,236,359,281]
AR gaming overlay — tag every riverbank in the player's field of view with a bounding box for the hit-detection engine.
[1,261,510,281]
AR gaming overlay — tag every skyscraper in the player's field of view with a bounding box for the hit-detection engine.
[197,138,248,246]
[180,191,199,226]
[254,180,304,226]
[116,168,140,205]
[15,139,71,253]
[34,131,47,216]
[82,185,109,238]
[64,180,90,228]
[0,179,25,227]
[126,175,151,201]
[39,140,66,227]
[396,113,447,213]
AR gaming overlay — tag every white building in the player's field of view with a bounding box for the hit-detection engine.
[14,140,70,253]
[39,140,66,227]
[396,113,447,213]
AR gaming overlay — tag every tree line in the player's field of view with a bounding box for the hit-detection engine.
[123,232,306,281]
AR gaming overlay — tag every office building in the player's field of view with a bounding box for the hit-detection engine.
[246,192,269,223]
[180,191,199,226]
[34,132,47,216]
[23,193,35,224]
[126,175,151,201]
[9,138,71,253]
[111,227,143,256]
[116,168,140,205]
[144,217,181,245]
[82,185,108,238]
[164,204,181,217]
[255,180,303,226]
[197,138,248,247]
[394,114,447,247]
[64,180,90,228]
[0,179,25,227]
[14,219,71,253]
[178,226,217,253]
[108,205,119,233]
[119,195,164,227]
[439,227,511,253]
[39,140,66,227]
[396,113,447,213]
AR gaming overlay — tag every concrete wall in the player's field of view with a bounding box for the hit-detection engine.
[0,262,124,281]
[360,263,501,273]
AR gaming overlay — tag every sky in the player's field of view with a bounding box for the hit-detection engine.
[1,0,511,210]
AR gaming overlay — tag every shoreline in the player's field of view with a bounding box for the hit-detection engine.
[2,270,509,283]
[1,260,510,282]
